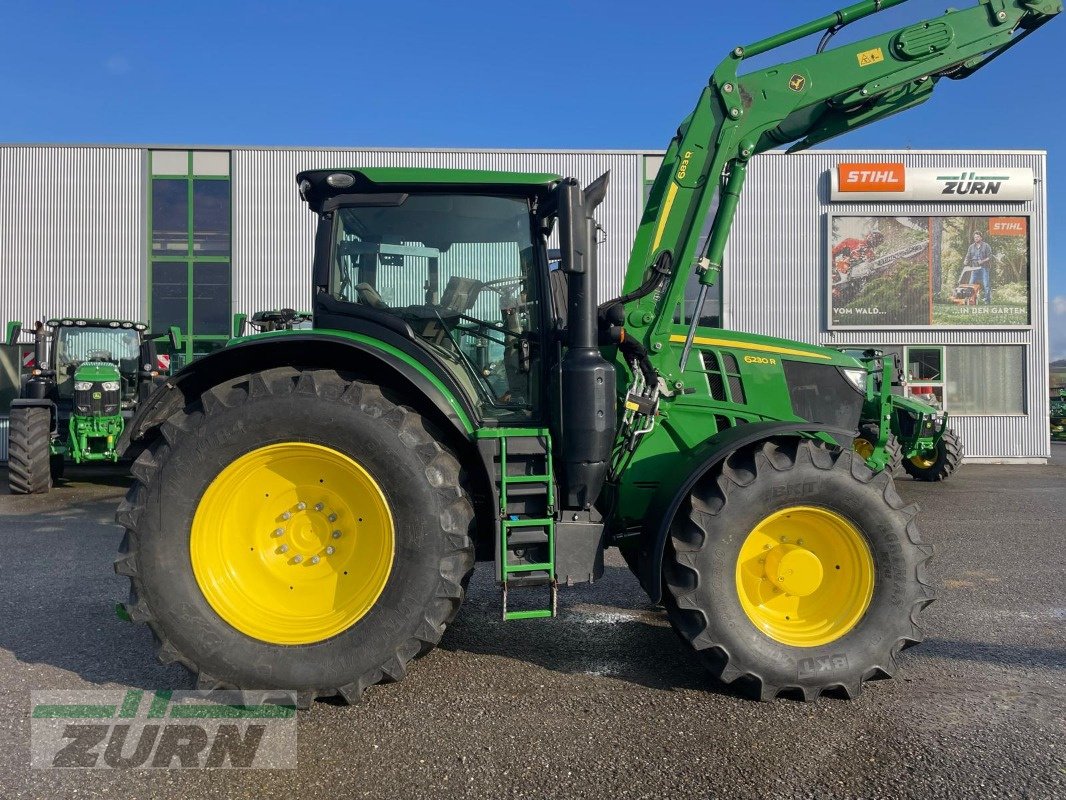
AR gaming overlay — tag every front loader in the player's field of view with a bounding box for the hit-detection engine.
[115,0,1058,704]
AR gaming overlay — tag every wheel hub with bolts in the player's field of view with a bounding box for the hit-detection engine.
[190,442,395,645]
[272,497,344,565]
[735,506,875,648]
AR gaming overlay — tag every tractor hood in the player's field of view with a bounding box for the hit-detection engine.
[677,327,865,369]
[74,361,122,383]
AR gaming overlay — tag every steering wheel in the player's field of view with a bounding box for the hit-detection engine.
[87,349,113,362]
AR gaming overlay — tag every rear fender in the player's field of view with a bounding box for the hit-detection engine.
[118,330,476,455]
[631,421,855,603]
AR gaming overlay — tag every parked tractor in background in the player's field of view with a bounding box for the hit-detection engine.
[4,318,176,494]
[1051,387,1066,441]
[114,0,1058,705]
[846,348,963,481]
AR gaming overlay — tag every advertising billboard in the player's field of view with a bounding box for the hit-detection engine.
[829,215,1030,328]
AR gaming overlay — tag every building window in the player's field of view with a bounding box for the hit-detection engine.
[149,150,231,363]
[945,345,1025,415]
[904,346,944,410]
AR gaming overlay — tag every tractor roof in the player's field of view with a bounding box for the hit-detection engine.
[46,317,148,331]
[296,167,560,213]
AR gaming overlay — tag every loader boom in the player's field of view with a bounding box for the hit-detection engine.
[618,0,1060,377]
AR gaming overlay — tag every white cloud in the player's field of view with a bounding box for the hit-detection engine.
[1051,295,1066,362]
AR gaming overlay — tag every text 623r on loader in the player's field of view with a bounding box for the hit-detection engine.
[115,0,1058,704]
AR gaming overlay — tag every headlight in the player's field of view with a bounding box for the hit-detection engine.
[74,381,92,391]
[102,381,121,391]
[840,368,867,393]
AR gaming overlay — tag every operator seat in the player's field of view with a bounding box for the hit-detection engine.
[355,283,388,309]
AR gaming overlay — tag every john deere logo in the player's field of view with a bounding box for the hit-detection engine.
[92,391,102,400]
[789,74,806,92]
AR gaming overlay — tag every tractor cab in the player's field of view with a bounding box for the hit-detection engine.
[301,168,567,423]
[50,320,147,411]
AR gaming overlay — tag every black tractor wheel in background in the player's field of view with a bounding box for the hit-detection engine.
[49,453,65,483]
[7,406,52,494]
[902,428,963,482]
[662,439,934,702]
[854,423,903,476]
[115,367,476,705]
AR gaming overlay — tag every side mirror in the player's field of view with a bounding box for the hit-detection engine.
[232,313,247,338]
[5,321,21,346]
[168,326,183,351]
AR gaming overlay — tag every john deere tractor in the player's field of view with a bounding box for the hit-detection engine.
[4,318,174,494]
[1051,387,1066,441]
[114,0,1057,704]
[846,349,964,481]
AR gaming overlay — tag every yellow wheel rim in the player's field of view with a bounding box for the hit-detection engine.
[853,437,874,461]
[735,506,874,648]
[191,442,394,645]
[910,450,937,469]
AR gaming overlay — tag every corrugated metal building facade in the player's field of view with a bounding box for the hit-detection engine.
[0,144,1049,462]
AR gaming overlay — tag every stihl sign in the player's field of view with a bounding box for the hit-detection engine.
[988,217,1027,236]
[831,163,1034,202]
[836,164,905,193]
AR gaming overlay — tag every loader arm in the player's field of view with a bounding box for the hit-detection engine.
[617,0,1060,379]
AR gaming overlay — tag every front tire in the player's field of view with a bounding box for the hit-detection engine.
[7,406,52,494]
[902,429,962,482]
[114,367,475,704]
[853,423,903,476]
[663,439,934,701]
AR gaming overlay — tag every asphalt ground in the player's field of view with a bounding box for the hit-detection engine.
[0,447,1063,799]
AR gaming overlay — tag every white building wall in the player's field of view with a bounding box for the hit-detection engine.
[230,147,644,316]
[725,150,1049,460]
[0,144,146,461]
[0,145,1050,462]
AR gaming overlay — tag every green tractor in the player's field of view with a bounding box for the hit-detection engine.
[114,0,1057,704]
[846,349,964,481]
[1051,387,1066,442]
[4,318,176,493]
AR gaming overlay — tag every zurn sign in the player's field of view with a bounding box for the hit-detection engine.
[831,163,1035,202]
[30,690,296,769]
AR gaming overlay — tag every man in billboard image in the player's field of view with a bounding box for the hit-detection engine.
[960,230,993,304]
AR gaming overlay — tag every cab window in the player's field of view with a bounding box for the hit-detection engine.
[330,194,541,420]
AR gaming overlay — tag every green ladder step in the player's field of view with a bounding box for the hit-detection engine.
[504,609,553,621]
[494,430,557,621]
[502,517,554,528]
[503,561,553,574]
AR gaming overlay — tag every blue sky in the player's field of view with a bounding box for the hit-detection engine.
[2,1,1063,356]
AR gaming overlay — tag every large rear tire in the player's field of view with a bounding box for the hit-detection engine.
[114,367,475,704]
[902,428,962,482]
[8,406,52,494]
[662,439,934,701]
